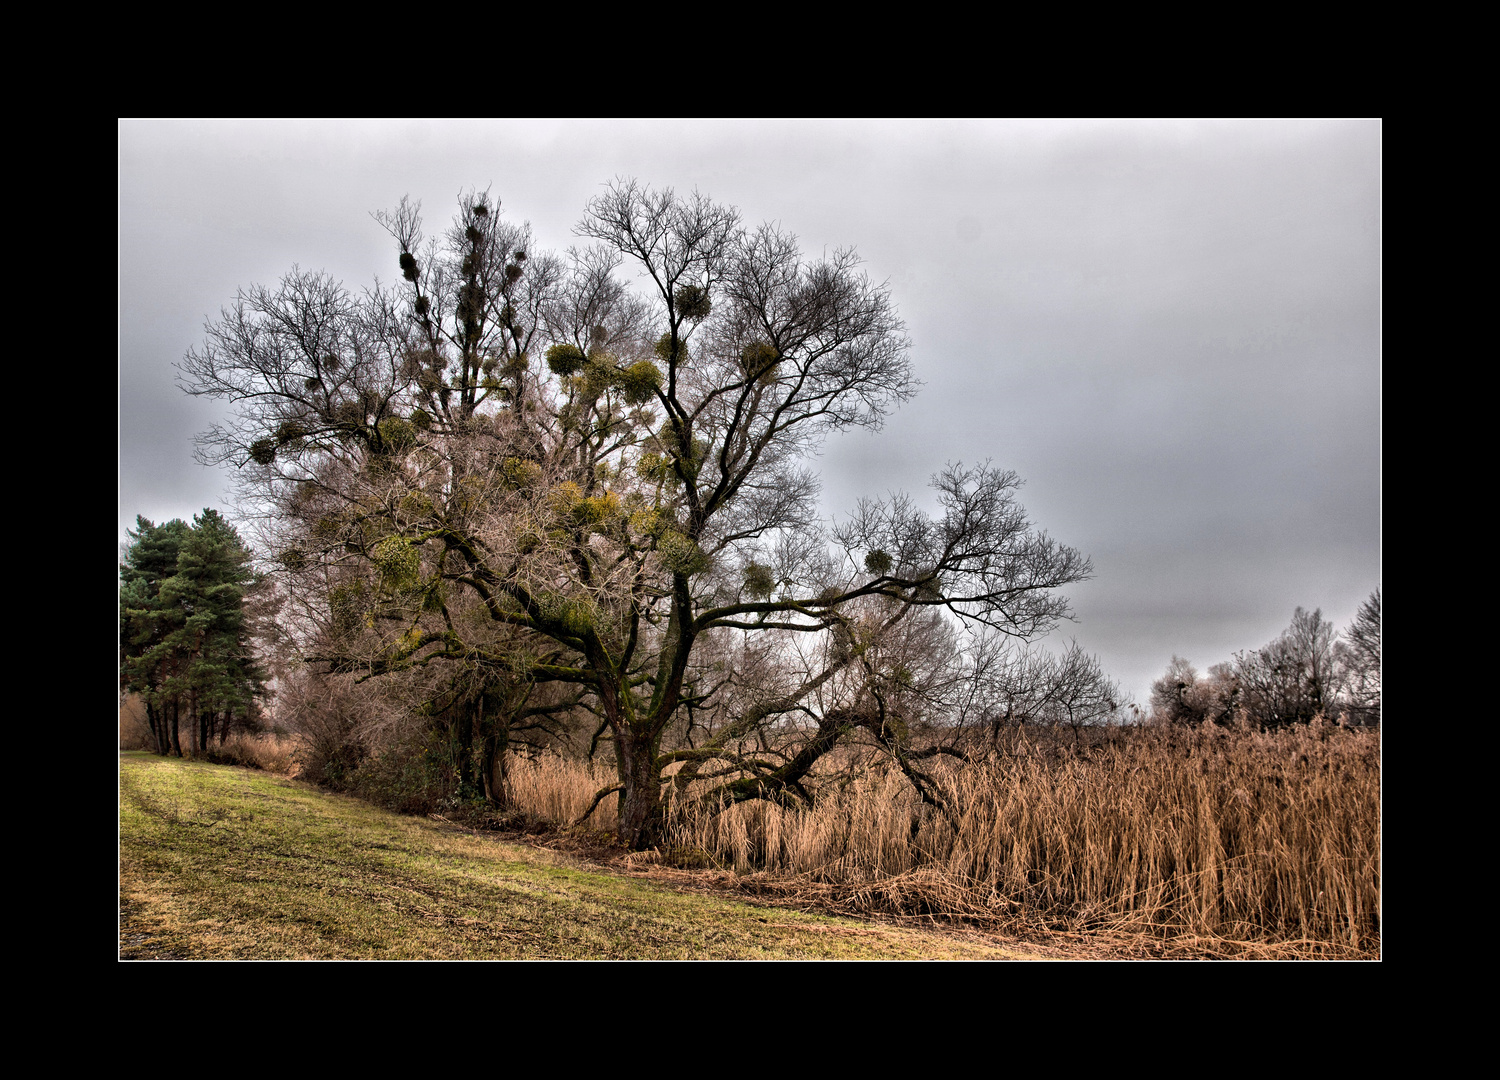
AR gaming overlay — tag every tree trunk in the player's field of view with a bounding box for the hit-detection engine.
[614,728,664,850]
[453,707,477,799]
[480,714,510,810]
[187,686,201,757]
[146,700,166,756]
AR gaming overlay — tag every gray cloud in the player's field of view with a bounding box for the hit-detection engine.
[119,119,1380,704]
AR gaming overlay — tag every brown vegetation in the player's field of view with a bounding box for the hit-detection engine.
[121,698,1378,957]
[487,721,1379,958]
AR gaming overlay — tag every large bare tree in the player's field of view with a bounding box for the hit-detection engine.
[183,182,1093,848]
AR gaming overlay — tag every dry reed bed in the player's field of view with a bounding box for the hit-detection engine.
[506,724,1380,957]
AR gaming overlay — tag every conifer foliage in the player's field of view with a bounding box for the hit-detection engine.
[120,510,265,755]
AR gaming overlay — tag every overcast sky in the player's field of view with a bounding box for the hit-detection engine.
[118,119,1380,706]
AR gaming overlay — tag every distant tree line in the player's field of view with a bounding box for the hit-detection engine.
[1150,590,1380,728]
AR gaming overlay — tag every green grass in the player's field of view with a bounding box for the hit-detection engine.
[119,753,1039,960]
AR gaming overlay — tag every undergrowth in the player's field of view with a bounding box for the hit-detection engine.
[145,719,1378,958]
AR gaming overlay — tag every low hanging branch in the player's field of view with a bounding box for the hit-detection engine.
[573,782,624,827]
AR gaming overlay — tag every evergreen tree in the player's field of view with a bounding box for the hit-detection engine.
[120,511,264,755]
[121,517,192,754]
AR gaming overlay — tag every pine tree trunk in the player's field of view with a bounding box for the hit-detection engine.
[146,701,166,756]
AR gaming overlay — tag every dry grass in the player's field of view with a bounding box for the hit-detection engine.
[207,732,301,774]
[118,694,300,774]
[118,695,154,751]
[502,723,1380,958]
[505,754,618,831]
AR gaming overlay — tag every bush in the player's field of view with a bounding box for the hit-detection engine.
[348,732,457,815]
[283,668,378,789]
[204,733,298,773]
[298,737,367,791]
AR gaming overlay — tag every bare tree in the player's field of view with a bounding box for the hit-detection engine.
[1150,656,1238,726]
[182,182,1094,848]
[1234,607,1339,727]
[1337,588,1380,726]
[180,193,573,804]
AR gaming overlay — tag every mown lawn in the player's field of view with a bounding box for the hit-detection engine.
[119,753,1040,960]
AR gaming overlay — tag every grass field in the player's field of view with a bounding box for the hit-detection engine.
[118,752,1045,960]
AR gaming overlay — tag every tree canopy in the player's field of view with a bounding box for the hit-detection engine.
[121,510,266,755]
[1149,593,1381,728]
[182,182,1095,847]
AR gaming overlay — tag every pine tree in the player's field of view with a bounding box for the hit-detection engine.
[120,511,264,755]
[121,517,192,754]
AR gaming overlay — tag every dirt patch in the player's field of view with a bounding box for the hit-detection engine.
[118,896,190,961]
